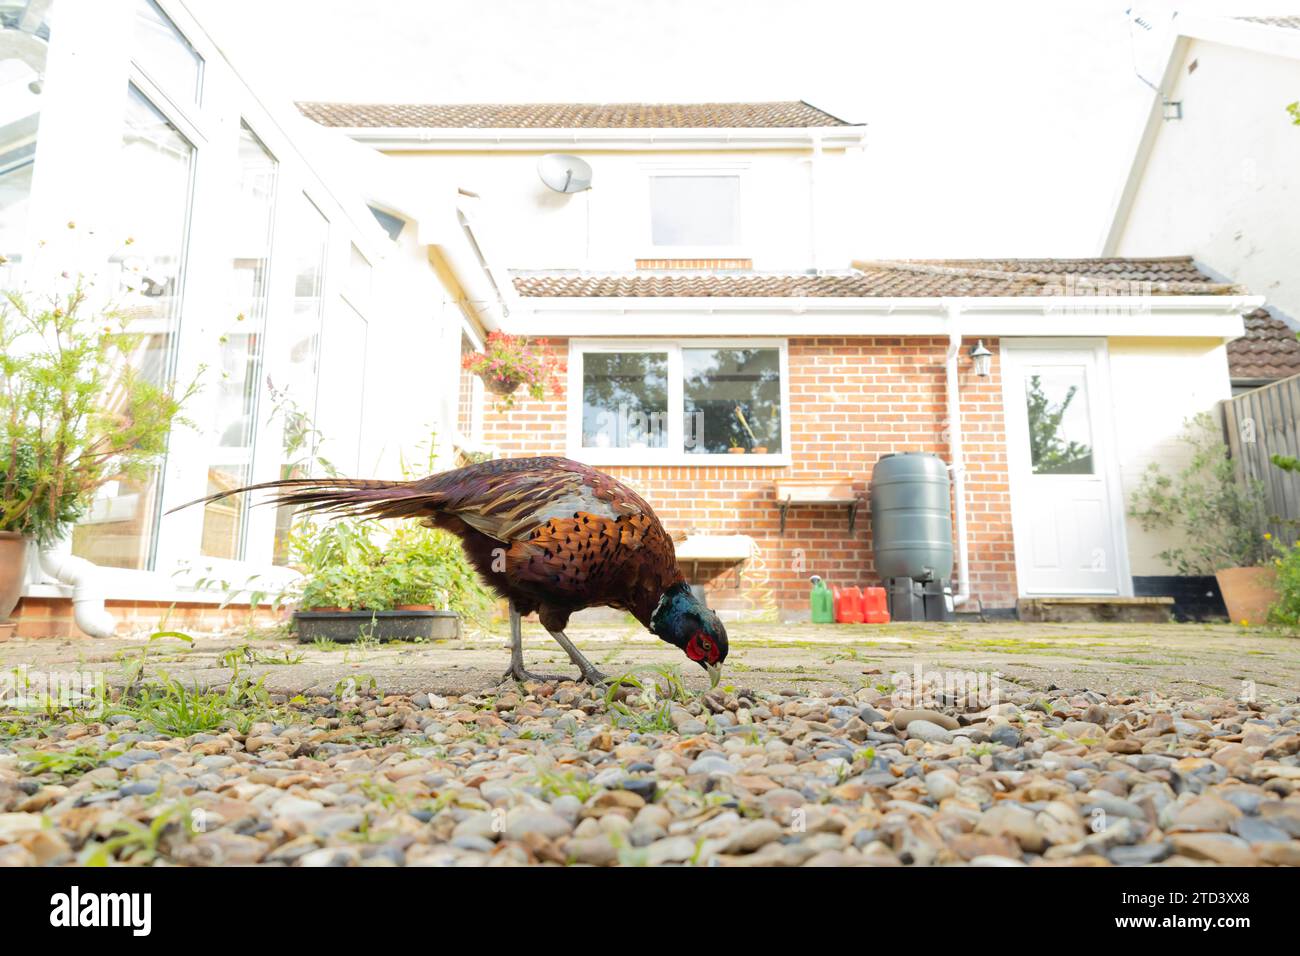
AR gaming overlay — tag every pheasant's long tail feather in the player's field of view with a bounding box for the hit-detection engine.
[166,477,447,522]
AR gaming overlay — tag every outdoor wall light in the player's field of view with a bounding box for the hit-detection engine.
[970,340,993,377]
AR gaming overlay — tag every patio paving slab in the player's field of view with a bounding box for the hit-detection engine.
[2,619,1296,701]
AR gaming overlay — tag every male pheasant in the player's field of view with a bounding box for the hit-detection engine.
[177,456,728,684]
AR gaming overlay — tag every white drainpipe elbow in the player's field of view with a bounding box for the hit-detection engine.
[38,544,118,639]
[944,304,972,609]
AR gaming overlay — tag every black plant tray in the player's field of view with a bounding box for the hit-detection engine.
[294,609,460,643]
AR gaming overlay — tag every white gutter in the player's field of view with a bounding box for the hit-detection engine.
[335,126,869,153]
[38,538,116,639]
[944,301,971,610]
[502,294,1260,338]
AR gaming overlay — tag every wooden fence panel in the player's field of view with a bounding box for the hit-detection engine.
[1220,373,1300,542]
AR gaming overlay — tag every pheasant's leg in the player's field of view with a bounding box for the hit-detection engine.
[546,629,610,685]
[501,604,566,683]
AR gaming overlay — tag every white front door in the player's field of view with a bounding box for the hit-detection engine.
[1002,341,1128,596]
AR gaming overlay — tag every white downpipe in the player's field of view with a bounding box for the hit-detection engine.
[944,302,972,608]
[808,130,822,273]
[38,539,117,639]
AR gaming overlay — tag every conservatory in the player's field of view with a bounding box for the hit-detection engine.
[0,0,457,630]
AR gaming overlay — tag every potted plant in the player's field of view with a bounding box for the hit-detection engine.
[727,438,746,455]
[1130,412,1277,624]
[461,331,564,408]
[0,277,195,631]
[289,515,488,642]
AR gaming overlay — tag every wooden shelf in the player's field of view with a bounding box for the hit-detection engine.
[772,476,862,534]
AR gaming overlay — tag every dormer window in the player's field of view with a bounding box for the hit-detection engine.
[649,174,740,247]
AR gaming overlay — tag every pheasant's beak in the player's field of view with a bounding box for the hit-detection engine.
[705,662,722,688]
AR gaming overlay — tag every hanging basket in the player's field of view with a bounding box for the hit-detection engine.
[481,373,525,397]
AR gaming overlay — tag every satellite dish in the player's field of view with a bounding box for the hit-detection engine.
[537,154,592,193]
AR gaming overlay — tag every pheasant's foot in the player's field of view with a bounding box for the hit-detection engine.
[577,666,611,687]
[500,661,569,684]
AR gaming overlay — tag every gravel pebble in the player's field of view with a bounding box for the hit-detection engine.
[0,673,1297,867]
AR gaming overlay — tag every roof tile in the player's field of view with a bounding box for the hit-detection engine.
[1228,308,1300,382]
[296,100,854,129]
[1236,15,1300,30]
[512,257,1237,298]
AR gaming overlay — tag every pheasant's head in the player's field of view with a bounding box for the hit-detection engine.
[650,583,729,686]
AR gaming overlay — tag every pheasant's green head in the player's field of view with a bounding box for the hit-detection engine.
[650,583,728,686]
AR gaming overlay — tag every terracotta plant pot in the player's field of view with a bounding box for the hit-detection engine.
[395,604,435,612]
[727,447,746,455]
[0,532,28,622]
[1215,566,1279,626]
[751,446,769,455]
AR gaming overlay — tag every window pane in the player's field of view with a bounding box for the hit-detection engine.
[201,124,277,560]
[1023,368,1094,475]
[271,195,328,564]
[313,298,368,475]
[581,352,668,449]
[133,0,202,104]
[72,85,194,570]
[650,176,739,246]
[684,348,782,454]
[0,0,54,279]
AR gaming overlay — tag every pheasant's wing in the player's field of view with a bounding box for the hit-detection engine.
[421,456,655,544]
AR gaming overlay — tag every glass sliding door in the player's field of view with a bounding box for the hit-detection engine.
[132,0,202,105]
[313,297,367,476]
[201,123,277,560]
[271,194,328,564]
[72,85,194,570]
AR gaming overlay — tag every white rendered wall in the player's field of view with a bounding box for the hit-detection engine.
[1107,336,1235,576]
[381,147,865,274]
[1113,39,1300,324]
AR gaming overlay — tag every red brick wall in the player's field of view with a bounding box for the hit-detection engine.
[483,336,1016,617]
[10,597,286,639]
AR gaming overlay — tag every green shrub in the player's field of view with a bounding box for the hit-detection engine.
[1129,412,1271,574]
[0,279,197,544]
[1269,539,1300,629]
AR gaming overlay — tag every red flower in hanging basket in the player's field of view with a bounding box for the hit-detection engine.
[462,332,565,407]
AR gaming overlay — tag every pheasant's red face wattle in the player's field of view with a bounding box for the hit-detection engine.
[685,633,721,665]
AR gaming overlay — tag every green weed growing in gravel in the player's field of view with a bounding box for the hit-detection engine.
[601,663,697,732]
[530,765,599,802]
[112,670,272,737]
[19,743,125,776]
[81,802,194,866]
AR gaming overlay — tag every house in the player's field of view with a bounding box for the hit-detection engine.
[3,1,1266,638]
[1102,13,1300,394]
[2,0,481,637]
[298,100,1263,620]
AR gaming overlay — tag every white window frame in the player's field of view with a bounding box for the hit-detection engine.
[567,337,791,466]
[641,163,749,260]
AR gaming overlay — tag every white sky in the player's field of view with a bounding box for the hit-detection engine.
[189,0,1297,258]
